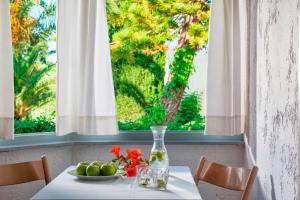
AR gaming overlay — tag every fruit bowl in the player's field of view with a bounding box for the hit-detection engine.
[68,169,120,181]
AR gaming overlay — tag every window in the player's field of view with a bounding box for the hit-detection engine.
[10,0,210,134]
[10,0,56,134]
[107,0,210,131]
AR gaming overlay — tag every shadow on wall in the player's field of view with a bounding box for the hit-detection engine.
[270,175,276,200]
[252,177,267,200]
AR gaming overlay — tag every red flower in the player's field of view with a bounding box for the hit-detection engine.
[109,146,147,176]
[126,148,143,160]
[125,149,133,159]
[133,149,143,157]
[131,158,141,167]
[125,166,137,177]
[110,146,121,158]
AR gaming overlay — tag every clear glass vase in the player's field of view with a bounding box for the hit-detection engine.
[149,126,169,190]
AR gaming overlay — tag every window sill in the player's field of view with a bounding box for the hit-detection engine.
[0,132,244,152]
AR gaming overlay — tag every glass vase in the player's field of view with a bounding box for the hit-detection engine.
[149,126,169,190]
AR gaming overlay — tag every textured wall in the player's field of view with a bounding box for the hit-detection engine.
[0,144,245,200]
[249,0,300,199]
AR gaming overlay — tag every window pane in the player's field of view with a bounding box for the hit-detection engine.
[10,0,56,134]
[107,0,210,131]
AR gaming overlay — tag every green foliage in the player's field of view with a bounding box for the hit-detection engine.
[168,92,205,130]
[14,0,34,17]
[112,52,165,122]
[118,120,149,131]
[11,0,56,123]
[176,92,203,125]
[14,42,55,119]
[30,100,56,120]
[10,0,56,50]
[146,103,167,125]
[167,116,205,131]
[116,94,146,122]
[14,116,55,134]
[134,53,165,93]
[107,0,209,59]
[118,93,205,131]
[31,0,56,44]
[164,46,196,98]
[145,46,197,124]
[12,0,209,133]
[107,0,210,126]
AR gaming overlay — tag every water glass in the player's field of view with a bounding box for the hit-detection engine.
[137,165,151,187]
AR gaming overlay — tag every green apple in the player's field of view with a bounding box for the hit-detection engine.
[86,164,101,176]
[110,162,118,173]
[91,161,103,168]
[81,161,90,165]
[75,162,89,176]
[101,163,116,176]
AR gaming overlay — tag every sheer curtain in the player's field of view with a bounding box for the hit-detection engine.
[56,0,117,135]
[205,0,248,135]
[0,0,14,139]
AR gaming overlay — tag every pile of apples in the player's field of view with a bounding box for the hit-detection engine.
[75,161,118,176]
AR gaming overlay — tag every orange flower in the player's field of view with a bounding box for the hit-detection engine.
[126,148,143,160]
[125,166,136,177]
[131,158,141,167]
[110,146,121,158]
[109,146,147,176]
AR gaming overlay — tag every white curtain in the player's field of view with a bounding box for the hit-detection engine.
[0,0,14,139]
[57,0,117,135]
[205,0,248,135]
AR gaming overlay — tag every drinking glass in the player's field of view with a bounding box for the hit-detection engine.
[137,164,151,187]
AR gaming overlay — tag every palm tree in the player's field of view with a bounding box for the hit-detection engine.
[13,42,55,120]
[10,0,56,49]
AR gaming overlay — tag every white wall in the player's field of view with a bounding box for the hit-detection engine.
[187,51,208,95]
[188,51,208,115]
[0,144,245,200]
[249,0,300,199]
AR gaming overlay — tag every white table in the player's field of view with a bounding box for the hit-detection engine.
[31,166,202,200]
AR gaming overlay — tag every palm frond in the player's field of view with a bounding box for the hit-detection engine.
[14,42,55,119]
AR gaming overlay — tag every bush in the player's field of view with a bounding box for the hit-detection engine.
[168,92,205,131]
[14,116,55,134]
[113,56,164,122]
[167,115,205,131]
[118,92,205,131]
[176,92,204,125]
[13,93,204,133]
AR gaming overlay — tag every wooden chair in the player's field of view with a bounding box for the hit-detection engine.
[0,156,51,186]
[194,157,258,200]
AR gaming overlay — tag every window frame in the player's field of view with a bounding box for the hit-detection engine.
[0,131,244,152]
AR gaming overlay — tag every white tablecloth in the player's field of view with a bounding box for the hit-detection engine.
[31,166,202,200]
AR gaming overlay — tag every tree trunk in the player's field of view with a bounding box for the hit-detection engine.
[161,0,203,123]
[161,87,185,123]
[14,107,30,120]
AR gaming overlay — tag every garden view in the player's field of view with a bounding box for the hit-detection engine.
[10,0,210,134]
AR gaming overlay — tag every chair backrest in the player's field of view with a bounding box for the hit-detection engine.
[194,157,258,200]
[0,156,51,186]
